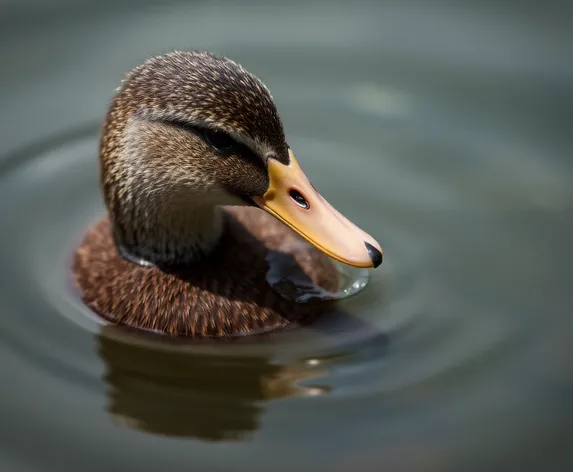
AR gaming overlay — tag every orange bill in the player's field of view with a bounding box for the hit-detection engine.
[252,150,383,268]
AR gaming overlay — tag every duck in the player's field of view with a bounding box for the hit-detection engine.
[73,51,382,338]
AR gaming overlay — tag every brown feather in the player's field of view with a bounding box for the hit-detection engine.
[73,207,339,338]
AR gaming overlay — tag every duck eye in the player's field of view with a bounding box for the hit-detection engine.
[204,129,236,153]
[289,189,309,209]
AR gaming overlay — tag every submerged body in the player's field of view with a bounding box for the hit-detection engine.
[73,51,382,337]
[74,209,339,336]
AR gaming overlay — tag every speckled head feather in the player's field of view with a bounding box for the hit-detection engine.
[100,51,291,265]
[123,51,287,156]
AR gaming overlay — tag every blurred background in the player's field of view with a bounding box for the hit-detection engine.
[2,0,571,156]
[0,1,572,471]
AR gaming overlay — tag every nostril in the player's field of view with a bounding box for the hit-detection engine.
[289,189,310,209]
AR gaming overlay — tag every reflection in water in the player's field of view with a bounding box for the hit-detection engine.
[97,326,330,441]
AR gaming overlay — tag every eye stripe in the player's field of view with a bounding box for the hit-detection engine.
[155,117,267,171]
[139,109,278,163]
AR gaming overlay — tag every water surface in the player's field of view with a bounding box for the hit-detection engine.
[1,1,572,471]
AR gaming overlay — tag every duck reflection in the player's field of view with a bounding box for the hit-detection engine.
[97,325,330,441]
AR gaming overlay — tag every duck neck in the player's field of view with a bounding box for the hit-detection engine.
[111,197,225,268]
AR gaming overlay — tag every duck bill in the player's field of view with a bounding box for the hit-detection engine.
[252,150,383,268]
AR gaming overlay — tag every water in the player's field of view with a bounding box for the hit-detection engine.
[266,242,371,303]
[1,1,572,471]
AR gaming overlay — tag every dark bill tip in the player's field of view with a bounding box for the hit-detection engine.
[364,241,383,268]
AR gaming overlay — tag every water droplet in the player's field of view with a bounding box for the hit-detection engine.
[265,240,370,303]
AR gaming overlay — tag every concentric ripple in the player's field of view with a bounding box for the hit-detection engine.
[0,125,515,404]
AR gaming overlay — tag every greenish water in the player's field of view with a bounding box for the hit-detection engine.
[0,1,572,471]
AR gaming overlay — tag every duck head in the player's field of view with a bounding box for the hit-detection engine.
[100,51,382,268]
